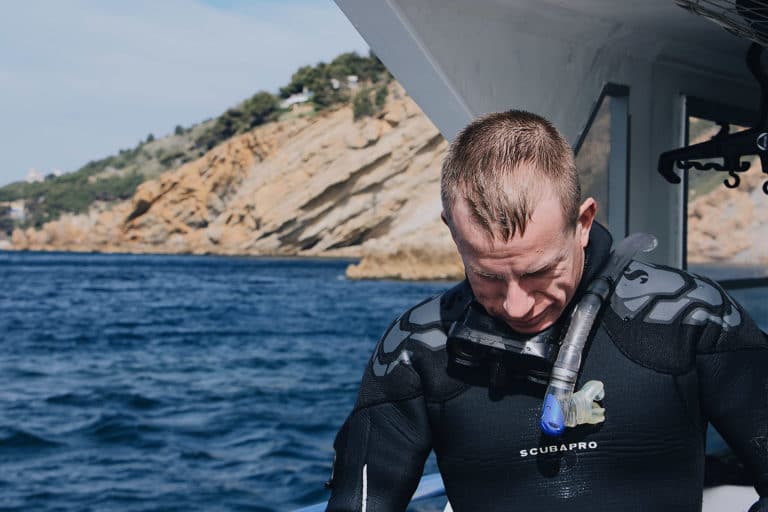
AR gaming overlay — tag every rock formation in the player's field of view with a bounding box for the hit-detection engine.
[13,85,764,279]
[10,83,464,281]
[686,155,768,265]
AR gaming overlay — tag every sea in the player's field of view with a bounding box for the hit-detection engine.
[0,252,449,512]
[1,251,766,512]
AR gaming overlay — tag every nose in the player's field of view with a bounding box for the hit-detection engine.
[502,277,535,320]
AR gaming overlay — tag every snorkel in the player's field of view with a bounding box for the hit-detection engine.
[539,233,658,436]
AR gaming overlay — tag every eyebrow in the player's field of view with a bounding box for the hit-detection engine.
[524,256,560,275]
[526,251,569,274]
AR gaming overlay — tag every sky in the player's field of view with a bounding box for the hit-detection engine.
[0,0,369,186]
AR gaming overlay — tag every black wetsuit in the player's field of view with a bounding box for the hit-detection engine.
[326,224,768,512]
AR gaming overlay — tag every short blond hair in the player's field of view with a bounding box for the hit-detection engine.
[441,110,581,239]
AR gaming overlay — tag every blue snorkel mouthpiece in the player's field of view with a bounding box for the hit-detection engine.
[541,392,566,436]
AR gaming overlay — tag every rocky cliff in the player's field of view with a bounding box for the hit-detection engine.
[11,84,464,281]
[683,121,768,266]
[11,84,765,277]
[686,155,768,265]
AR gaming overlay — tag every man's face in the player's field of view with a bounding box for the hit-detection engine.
[446,190,595,334]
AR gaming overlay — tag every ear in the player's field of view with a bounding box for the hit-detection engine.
[577,197,597,248]
[441,210,463,249]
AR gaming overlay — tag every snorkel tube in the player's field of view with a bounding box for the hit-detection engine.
[540,233,658,436]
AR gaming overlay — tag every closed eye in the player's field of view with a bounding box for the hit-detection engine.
[523,266,553,278]
[472,268,505,281]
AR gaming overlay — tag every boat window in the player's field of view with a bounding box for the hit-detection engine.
[574,86,629,239]
[684,114,768,331]
[683,110,768,463]
[575,98,610,226]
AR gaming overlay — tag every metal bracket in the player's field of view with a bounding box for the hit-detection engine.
[658,43,768,195]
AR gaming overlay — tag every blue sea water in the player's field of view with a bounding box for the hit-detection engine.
[0,251,450,512]
[1,252,766,512]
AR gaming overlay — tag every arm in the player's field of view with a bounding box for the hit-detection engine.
[326,319,433,512]
[696,287,768,511]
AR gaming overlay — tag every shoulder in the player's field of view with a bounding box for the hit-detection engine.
[371,280,471,377]
[603,260,757,374]
[609,260,740,329]
[354,281,472,408]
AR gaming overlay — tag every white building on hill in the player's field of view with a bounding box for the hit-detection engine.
[280,87,313,109]
[26,168,44,183]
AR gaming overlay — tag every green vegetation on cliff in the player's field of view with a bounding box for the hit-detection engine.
[0,206,12,236]
[280,51,388,108]
[195,91,280,151]
[0,171,143,229]
[0,51,389,230]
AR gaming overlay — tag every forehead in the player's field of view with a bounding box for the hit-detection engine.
[451,195,568,265]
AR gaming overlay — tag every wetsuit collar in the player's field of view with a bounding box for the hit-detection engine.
[572,221,613,305]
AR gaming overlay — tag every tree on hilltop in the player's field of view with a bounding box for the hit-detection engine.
[279,52,389,109]
[195,91,279,150]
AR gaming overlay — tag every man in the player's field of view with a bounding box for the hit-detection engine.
[326,110,768,511]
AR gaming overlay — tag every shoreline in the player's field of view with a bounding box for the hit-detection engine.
[0,248,465,283]
[0,247,361,264]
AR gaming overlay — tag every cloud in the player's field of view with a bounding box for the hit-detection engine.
[0,0,368,185]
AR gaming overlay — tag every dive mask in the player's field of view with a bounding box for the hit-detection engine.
[447,300,562,373]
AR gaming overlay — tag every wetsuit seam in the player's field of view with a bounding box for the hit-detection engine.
[602,321,692,376]
[352,393,425,415]
[672,368,704,435]
[696,346,768,356]
[424,383,472,404]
